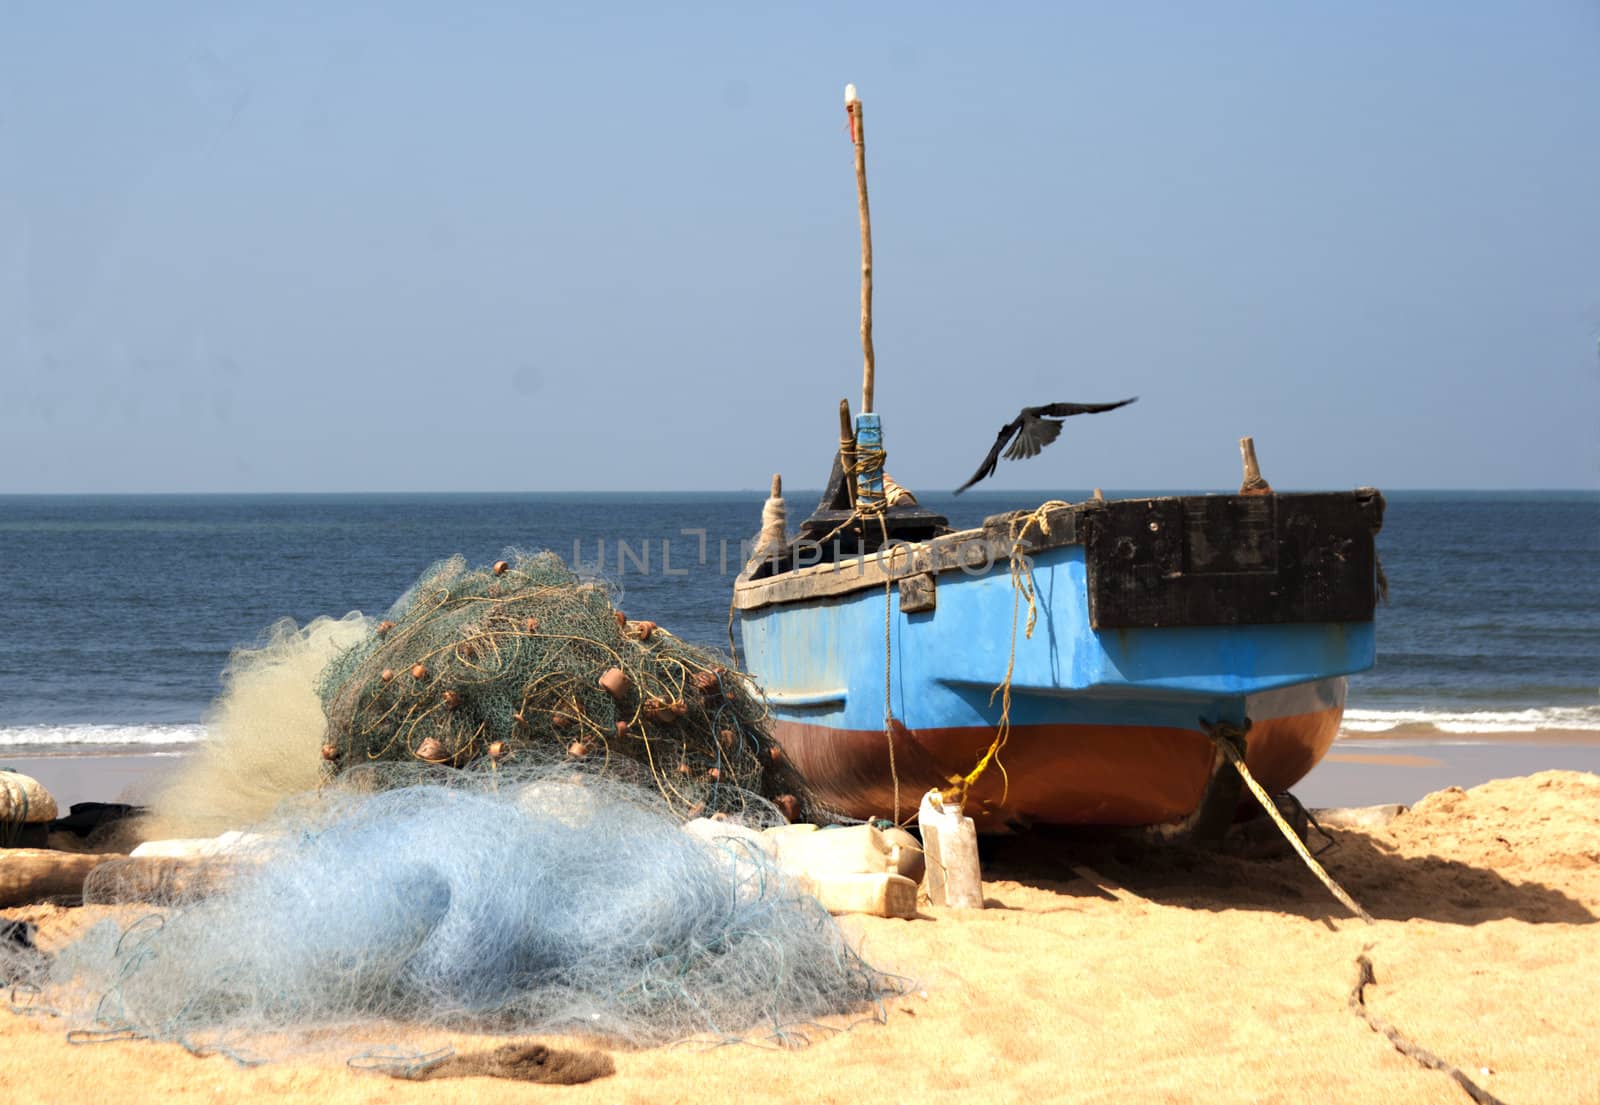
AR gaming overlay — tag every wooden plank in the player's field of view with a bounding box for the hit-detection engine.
[735,504,1081,611]
[0,849,126,907]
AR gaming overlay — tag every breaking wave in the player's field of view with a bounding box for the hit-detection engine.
[1341,705,1600,736]
[0,724,206,750]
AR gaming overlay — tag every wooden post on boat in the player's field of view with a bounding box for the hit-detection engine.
[846,84,875,415]
[1239,436,1273,495]
[838,399,858,509]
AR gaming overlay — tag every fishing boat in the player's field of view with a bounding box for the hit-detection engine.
[732,88,1385,835]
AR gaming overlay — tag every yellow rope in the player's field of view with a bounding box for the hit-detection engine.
[1200,718,1375,925]
[944,501,1071,811]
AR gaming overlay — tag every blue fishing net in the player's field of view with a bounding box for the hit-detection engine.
[7,760,895,1061]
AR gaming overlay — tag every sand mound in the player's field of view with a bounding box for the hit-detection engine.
[1388,770,1600,871]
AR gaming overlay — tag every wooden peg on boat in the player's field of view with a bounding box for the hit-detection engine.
[1239,436,1273,495]
[838,399,858,509]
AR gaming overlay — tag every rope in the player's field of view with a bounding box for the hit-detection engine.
[1198,718,1374,924]
[1201,719,1509,1105]
[853,436,888,515]
[943,501,1070,810]
[1348,953,1509,1105]
[881,533,901,825]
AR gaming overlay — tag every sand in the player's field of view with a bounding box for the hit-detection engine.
[2,770,1597,1105]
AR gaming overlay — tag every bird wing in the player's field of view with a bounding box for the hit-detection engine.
[1034,397,1138,419]
[1003,412,1063,461]
[953,416,1024,495]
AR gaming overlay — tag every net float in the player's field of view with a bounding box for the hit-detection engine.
[487,741,507,761]
[457,640,476,660]
[552,712,574,730]
[670,700,688,718]
[320,744,340,762]
[597,668,631,700]
[686,802,705,818]
[626,619,657,641]
[773,794,801,823]
[493,560,509,575]
[691,670,721,697]
[376,620,396,636]
[416,737,448,763]
[718,728,735,751]
[677,760,691,776]
[411,662,429,681]
[442,690,463,711]
[706,767,721,781]
[567,741,588,758]
[768,745,785,765]
[615,720,630,737]
[380,668,395,684]
[523,616,539,634]
[613,610,627,630]
[644,697,675,724]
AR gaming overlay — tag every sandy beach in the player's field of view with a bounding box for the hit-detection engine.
[3,767,1597,1104]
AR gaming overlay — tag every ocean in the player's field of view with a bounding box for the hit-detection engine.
[1,490,1596,753]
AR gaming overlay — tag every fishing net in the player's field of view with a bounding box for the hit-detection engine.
[134,613,374,841]
[3,758,898,1061]
[316,550,819,822]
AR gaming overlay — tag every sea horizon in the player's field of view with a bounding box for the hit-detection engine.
[2,489,1595,754]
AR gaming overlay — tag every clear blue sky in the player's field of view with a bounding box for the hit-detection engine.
[2,2,1596,493]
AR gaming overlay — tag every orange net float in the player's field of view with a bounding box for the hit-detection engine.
[597,668,631,701]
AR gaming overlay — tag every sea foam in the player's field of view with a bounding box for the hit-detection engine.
[1341,705,1600,736]
[0,724,206,750]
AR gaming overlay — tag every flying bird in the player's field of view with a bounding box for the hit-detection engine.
[954,398,1138,494]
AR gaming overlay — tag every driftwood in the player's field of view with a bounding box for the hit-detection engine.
[1312,804,1408,831]
[0,849,124,908]
[385,1042,615,1084]
[1068,864,1145,904]
[1349,953,1507,1105]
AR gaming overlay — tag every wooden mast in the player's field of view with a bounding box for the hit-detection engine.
[846,84,875,414]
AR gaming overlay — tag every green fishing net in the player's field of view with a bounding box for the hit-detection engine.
[317,551,816,821]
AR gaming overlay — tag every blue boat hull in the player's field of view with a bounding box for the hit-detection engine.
[737,535,1374,828]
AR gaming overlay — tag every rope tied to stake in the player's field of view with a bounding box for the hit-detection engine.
[1198,717,1374,924]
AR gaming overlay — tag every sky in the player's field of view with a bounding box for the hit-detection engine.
[1,2,1596,493]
